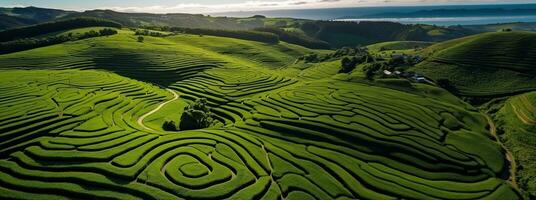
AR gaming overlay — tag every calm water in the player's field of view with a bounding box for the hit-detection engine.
[218,4,536,26]
[336,16,536,26]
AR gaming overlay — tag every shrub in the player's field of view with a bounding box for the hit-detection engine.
[137,36,144,43]
[162,120,178,131]
[340,57,356,73]
[179,98,216,130]
[135,29,166,37]
[436,79,458,93]
[363,62,384,80]
[339,55,369,73]
[99,28,118,36]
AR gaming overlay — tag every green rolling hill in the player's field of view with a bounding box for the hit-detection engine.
[413,31,536,97]
[486,92,536,199]
[0,24,522,199]
[0,6,482,48]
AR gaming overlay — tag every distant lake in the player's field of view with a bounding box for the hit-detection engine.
[336,15,536,26]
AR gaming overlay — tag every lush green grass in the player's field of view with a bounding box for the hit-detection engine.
[367,41,434,53]
[413,32,536,97]
[463,22,536,33]
[495,92,536,199]
[0,27,520,199]
[367,41,434,58]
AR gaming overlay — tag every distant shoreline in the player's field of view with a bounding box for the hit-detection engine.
[335,15,536,26]
[216,3,536,25]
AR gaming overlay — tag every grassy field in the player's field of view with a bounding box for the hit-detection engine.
[0,27,521,199]
[367,41,434,57]
[495,92,536,199]
[413,32,536,97]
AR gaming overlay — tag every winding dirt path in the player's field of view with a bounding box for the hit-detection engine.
[485,115,518,189]
[138,89,179,132]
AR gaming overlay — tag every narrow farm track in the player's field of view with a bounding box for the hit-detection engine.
[486,115,519,189]
[512,104,536,125]
[511,95,536,125]
[137,89,180,132]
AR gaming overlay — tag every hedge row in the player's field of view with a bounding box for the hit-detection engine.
[0,28,117,54]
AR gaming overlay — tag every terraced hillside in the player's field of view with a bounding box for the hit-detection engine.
[495,92,536,199]
[413,32,536,97]
[0,28,521,199]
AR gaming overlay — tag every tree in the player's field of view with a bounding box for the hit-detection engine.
[362,62,383,80]
[436,79,458,93]
[162,120,177,131]
[137,36,144,42]
[179,98,216,130]
[339,56,360,73]
[99,28,117,36]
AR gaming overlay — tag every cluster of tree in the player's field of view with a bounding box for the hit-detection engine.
[254,27,331,49]
[387,54,424,67]
[297,53,321,63]
[163,98,217,131]
[250,15,267,19]
[297,46,371,64]
[362,62,386,80]
[339,55,374,73]
[436,79,459,93]
[0,17,122,42]
[360,54,424,80]
[134,29,167,37]
[171,27,279,44]
[97,28,118,36]
[0,28,117,54]
[332,46,370,58]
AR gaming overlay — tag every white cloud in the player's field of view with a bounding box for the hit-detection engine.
[102,0,361,14]
[97,0,522,14]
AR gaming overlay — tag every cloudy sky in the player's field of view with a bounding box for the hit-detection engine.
[1,0,534,13]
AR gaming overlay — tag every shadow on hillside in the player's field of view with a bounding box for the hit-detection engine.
[82,48,223,87]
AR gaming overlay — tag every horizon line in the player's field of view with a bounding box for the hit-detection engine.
[3,2,536,15]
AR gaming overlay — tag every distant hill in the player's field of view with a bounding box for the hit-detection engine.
[413,32,536,97]
[0,14,37,30]
[0,7,71,29]
[0,17,122,42]
[0,7,308,31]
[0,6,483,49]
[217,4,536,20]
[300,21,474,48]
